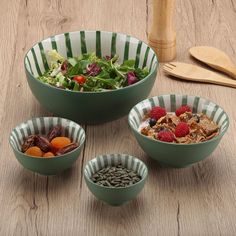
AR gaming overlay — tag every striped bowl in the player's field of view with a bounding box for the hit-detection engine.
[9,117,86,175]
[84,154,148,206]
[128,94,229,168]
[24,30,158,123]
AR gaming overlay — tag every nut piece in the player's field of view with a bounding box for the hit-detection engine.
[22,135,37,152]
[47,126,62,141]
[56,143,79,156]
[35,135,51,152]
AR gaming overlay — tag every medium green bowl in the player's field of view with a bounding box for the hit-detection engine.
[128,94,229,168]
[24,30,158,124]
[9,117,86,175]
[84,154,148,206]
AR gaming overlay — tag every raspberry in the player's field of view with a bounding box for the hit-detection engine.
[150,106,166,120]
[175,122,189,137]
[157,130,175,142]
[175,105,192,116]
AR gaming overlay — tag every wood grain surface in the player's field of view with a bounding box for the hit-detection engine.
[0,0,236,235]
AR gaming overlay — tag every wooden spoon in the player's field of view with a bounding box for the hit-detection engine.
[189,46,236,80]
[163,62,236,88]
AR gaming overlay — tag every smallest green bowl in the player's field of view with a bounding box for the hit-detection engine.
[84,154,148,206]
[9,117,86,175]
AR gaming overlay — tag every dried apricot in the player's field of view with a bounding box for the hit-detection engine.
[25,146,43,157]
[50,137,71,149]
[43,152,55,158]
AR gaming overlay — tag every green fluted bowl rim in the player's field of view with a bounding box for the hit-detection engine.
[9,117,86,158]
[84,153,148,189]
[24,30,158,94]
[9,117,86,176]
[128,94,229,146]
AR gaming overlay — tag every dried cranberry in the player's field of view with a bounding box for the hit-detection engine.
[104,55,111,60]
[61,61,68,70]
[127,71,138,85]
[61,61,68,72]
[86,63,101,76]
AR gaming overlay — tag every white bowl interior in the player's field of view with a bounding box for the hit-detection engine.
[129,94,229,135]
[25,31,158,78]
[9,117,85,152]
[84,154,148,180]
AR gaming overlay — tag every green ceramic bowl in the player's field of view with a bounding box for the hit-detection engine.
[24,30,158,124]
[128,94,229,168]
[9,117,86,175]
[84,154,148,206]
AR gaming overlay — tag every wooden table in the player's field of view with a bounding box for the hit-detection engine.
[1,0,236,235]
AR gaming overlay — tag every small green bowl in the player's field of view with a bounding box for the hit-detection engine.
[128,94,229,168]
[24,30,158,124]
[9,117,86,175]
[84,154,148,206]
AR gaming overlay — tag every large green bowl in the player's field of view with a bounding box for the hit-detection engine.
[9,117,86,175]
[128,94,229,168]
[84,154,148,206]
[24,31,158,124]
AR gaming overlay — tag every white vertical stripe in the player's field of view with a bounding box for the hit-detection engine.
[84,31,96,54]
[175,95,183,110]
[36,118,42,134]
[187,95,195,109]
[133,160,137,172]
[146,50,154,70]
[42,38,53,64]
[128,37,139,61]
[219,114,227,126]
[52,117,58,127]
[33,44,46,74]
[127,156,132,169]
[11,132,21,150]
[100,32,112,58]
[27,50,38,76]
[163,95,171,111]
[214,108,223,123]
[121,156,126,166]
[27,119,35,134]
[55,34,67,58]
[15,127,23,145]
[70,32,82,57]
[152,96,161,107]
[206,102,216,117]
[139,44,148,68]
[107,155,112,166]
[115,33,126,63]
[100,156,105,169]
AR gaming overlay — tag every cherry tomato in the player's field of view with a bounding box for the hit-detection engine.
[73,75,86,85]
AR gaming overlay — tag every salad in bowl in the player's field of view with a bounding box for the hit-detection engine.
[38,50,149,92]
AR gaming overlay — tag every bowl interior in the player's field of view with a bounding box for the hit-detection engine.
[25,31,158,79]
[129,94,229,138]
[9,117,85,154]
[84,154,148,186]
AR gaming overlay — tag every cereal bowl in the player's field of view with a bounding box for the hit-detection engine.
[9,117,85,175]
[128,94,229,168]
[84,154,148,206]
[24,30,158,123]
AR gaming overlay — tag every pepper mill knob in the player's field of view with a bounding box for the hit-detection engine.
[148,0,176,62]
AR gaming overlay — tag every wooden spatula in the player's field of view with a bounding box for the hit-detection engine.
[189,46,236,80]
[163,62,236,88]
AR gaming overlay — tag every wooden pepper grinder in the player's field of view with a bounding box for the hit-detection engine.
[148,0,176,62]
